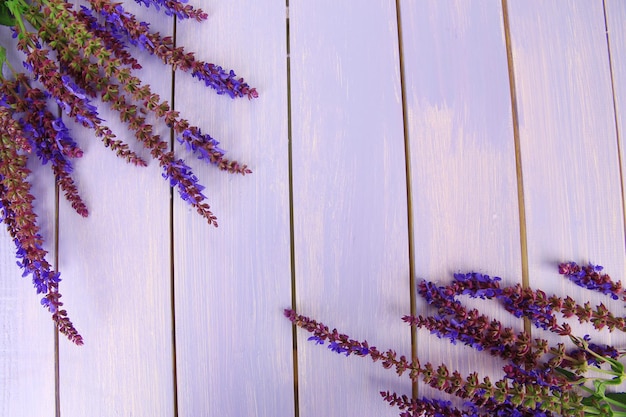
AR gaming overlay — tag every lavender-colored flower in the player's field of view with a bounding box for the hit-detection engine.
[162,157,205,205]
[558,261,623,300]
[380,391,484,417]
[133,0,208,21]
[308,335,324,345]
[177,127,225,163]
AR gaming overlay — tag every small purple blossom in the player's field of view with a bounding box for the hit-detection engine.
[558,261,623,300]
[380,392,484,417]
[162,158,206,205]
[308,335,324,345]
[133,0,208,21]
[177,127,225,163]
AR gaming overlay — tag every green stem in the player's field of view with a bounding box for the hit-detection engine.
[4,0,29,34]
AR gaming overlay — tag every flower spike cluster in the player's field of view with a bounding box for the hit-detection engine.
[285,307,583,416]
[287,262,626,417]
[0,0,256,344]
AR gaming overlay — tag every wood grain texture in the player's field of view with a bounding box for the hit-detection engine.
[4,1,626,416]
[290,1,411,415]
[507,0,625,345]
[57,3,175,416]
[173,1,294,416]
[0,166,56,417]
[400,0,523,401]
[606,0,626,232]
[0,26,56,417]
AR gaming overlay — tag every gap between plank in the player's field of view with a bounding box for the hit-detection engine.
[169,15,180,417]
[54,180,61,417]
[501,0,531,336]
[285,2,300,417]
[394,0,418,400]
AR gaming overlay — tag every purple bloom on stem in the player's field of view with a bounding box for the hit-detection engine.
[328,341,350,356]
[133,0,208,21]
[308,335,324,345]
[90,0,256,100]
[162,158,205,205]
[61,75,87,99]
[558,261,622,300]
[177,127,225,163]
[380,392,484,417]
[22,61,34,73]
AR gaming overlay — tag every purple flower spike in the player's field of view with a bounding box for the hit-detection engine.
[558,261,623,300]
[133,0,208,21]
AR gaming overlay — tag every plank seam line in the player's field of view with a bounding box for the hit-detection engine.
[602,0,626,255]
[285,2,300,417]
[54,175,61,417]
[501,0,531,336]
[169,15,179,417]
[394,0,418,400]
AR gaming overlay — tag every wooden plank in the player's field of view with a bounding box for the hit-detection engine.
[289,1,411,415]
[0,25,56,417]
[0,165,56,417]
[507,0,625,345]
[173,1,294,416]
[606,1,626,231]
[401,0,523,403]
[57,3,175,416]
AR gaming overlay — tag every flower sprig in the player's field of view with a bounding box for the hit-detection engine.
[0,0,256,344]
[556,335,626,417]
[287,262,626,416]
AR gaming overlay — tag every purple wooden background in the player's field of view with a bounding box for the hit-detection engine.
[1,1,625,416]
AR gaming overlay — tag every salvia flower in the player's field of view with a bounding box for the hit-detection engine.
[287,262,626,416]
[88,0,257,99]
[558,261,623,301]
[0,0,256,343]
[285,307,584,417]
[132,0,208,21]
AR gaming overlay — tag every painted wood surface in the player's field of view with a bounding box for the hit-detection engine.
[400,0,523,400]
[57,2,175,416]
[289,1,411,416]
[507,0,626,350]
[1,1,626,416]
[606,0,626,221]
[0,25,56,417]
[0,172,56,417]
[173,1,293,416]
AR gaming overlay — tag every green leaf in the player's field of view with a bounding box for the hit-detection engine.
[556,367,579,381]
[605,376,625,386]
[606,393,626,410]
[0,2,15,27]
[594,380,607,397]
[0,45,6,75]
[4,0,28,34]
[606,356,625,377]
[582,395,602,407]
